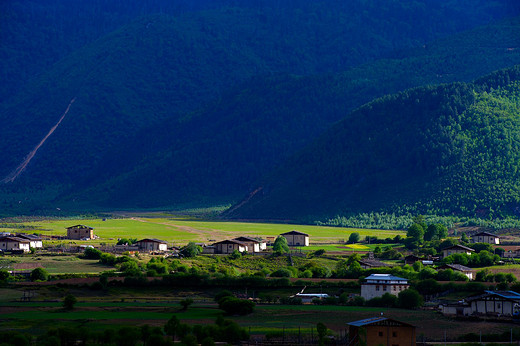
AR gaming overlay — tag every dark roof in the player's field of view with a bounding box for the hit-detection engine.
[66,224,93,230]
[233,236,263,243]
[280,230,309,236]
[137,238,168,244]
[359,259,391,268]
[440,264,473,272]
[16,234,42,241]
[0,236,30,243]
[347,317,414,328]
[213,239,247,246]
[442,244,475,252]
[473,232,499,238]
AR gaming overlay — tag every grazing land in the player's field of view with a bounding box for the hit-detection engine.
[7,217,404,246]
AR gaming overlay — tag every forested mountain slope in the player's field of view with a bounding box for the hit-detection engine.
[64,17,520,210]
[225,67,520,221]
[0,1,519,213]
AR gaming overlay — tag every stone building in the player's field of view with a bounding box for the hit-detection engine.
[280,230,309,246]
[347,317,416,346]
[66,225,94,240]
[361,274,409,301]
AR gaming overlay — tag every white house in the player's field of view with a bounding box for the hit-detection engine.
[213,239,248,254]
[441,290,520,317]
[16,234,43,249]
[361,274,409,301]
[0,236,31,252]
[472,232,500,245]
[439,263,475,280]
[442,244,475,258]
[233,236,267,252]
[135,238,168,252]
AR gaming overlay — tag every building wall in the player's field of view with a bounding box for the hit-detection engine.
[472,235,499,244]
[67,228,93,240]
[0,240,30,252]
[471,299,515,316]
[349,325,416,346]
[442,249,471,258]
[215,243,247,254]
[361,283,409,300]
[283,234,309,246]
[138,241,167,251]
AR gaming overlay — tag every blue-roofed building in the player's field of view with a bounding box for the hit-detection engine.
[440,290,520,317]
[361,274,409,300]
[347,317,416,346]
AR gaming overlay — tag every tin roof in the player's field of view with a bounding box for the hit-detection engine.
[347,317,414,327]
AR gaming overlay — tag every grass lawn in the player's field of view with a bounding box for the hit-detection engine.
[13,217,405,246]
[5,255,111,274]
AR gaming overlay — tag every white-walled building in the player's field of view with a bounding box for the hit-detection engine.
[361,274,409,301]
[135,238,168,252]
[0,236,31,252]
[442,244,475,258]
[472,232,500,245]
[233,236,267,252]
[213,239,248,254]
[16,234,43,249]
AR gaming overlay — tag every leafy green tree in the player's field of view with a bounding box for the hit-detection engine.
[397,289,423,309]
[348,232,360,244]
[179,298,194,311]
[83,247,102,259]
[180,242,201,258]
[0,269,10,281]
[425,223,448,241]
[62,294,77,310]
[272,236,289,254]
[218,296,255,315]
[164,315,180,341]
[30,267,49,281]
[407,223,425,244]
[316,322,328,346]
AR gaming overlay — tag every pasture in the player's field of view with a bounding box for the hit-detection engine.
[11,217,405,247]
[0,297,517,342]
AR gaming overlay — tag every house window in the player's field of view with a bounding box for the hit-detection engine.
[376,285,380,291]
[378,332,383,337]
[392,332,397,337]
[497,303,501,309]
[383,285,387,291]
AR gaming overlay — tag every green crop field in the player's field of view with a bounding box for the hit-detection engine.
[12,217,405,246]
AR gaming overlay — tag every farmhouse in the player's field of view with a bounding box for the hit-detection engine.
[66,225,94,240]
[16,234,43,248]
[347,317,416,346]
[361,274,409,301]
[359,253,392,269]
[233,236,267,252]
[0,236,31,252]
[135,238,168,252]
[280,230,309,246]
[442,244,475,258]
[213,239,248,254]
[439,263,475,280]
[441,290,520,317]
[472,231,500,245]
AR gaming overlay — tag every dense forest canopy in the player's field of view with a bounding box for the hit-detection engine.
[0,1,519,216]
[225,66,520,221]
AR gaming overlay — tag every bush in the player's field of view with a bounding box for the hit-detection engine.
[83,247,102,259]
[270,268,293,277]
[218,297,255,315]
[62,294,77,310]
[30,267,49,281]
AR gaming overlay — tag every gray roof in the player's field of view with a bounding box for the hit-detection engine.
[442,244,475,252]
[441,264,473,272]
[137,238,168,244]
[233,236,263,243]
[280,230,309,236]
[364,274,408,282]
[473,231,499,238]
[213,239,247,246]
[0,236,30,243]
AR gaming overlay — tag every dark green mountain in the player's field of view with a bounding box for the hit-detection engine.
[64,16,520,210]
[1,1,519,213]
[225,66,520,221]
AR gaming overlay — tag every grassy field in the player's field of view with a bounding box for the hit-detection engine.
[0,300,517,342]
[3,256,110,274]
[10,217,405,246]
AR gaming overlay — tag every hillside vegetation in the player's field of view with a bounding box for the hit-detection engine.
[226,66,520,221]
[0,1,519,214]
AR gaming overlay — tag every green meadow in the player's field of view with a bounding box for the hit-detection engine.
[14,217,405,246]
